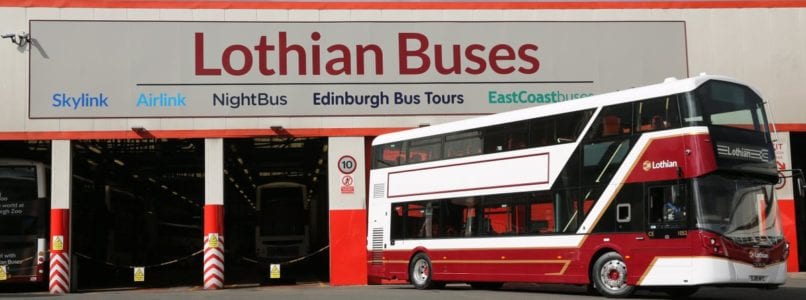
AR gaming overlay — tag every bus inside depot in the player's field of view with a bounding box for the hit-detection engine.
[0,138,330,290]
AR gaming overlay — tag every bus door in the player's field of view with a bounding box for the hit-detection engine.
[644,181,692,245]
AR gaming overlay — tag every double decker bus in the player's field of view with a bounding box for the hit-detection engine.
[0,159,49,285]
[367,75,789,297]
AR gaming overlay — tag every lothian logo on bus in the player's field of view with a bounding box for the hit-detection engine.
[642,160,679,172]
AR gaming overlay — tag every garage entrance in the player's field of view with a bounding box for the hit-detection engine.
[70,139,205,290]
[223,137,330,284]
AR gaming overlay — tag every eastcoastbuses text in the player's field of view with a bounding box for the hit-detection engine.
[367,74,788,298]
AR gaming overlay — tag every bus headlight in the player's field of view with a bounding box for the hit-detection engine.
[702,234,727,257]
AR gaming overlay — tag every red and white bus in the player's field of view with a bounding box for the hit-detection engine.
[366,75,789,297]
[0,159,49,285]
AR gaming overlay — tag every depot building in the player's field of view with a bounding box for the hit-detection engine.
[1,0,805,293]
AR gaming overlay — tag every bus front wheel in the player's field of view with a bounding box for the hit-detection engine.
[409,253,442,289]
[591,252,635,298]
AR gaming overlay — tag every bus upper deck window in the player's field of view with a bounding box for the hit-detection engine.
[637,96,680,132]
[375,142,405,168]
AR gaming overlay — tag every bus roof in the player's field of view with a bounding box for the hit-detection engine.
[372,74,752,146]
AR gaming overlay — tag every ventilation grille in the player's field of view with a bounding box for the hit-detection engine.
[373,183,385,199]
[371,227,384,264]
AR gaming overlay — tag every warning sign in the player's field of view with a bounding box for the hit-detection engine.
[52,235,64,251]
[134,267,145,282]
[270,264,281,279]
[340,175,354,194]
[0,265,7,281]
[208,233,219,248]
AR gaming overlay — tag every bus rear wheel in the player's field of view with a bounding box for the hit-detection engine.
[591,252,635,298]
[409,253,442,289]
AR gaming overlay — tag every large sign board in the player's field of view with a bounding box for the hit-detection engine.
[30,21,687,118]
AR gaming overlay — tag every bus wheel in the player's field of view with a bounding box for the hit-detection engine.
[591,252,635,298]
[410,253,439,289]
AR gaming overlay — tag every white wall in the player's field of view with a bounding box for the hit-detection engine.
[1,7,805,133]
[327,137,366,211]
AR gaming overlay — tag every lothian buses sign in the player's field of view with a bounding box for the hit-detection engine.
[30,21,686,118]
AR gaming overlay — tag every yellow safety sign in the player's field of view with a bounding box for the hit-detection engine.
[208,233,219,248]
[133,267,145,282]
[0,265,7,281]
[53,235,64,251]
[270,264,281,279]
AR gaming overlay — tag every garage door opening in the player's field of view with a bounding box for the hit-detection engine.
[0,141,51,292]
[223,137,330,285]
[70,139,204,290]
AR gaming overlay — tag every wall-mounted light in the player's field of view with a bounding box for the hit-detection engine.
[419,123,430,127]
[270,125,283,131]
[131,126,146,132]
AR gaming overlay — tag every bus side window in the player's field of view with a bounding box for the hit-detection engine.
[375,142,405,168]
[637,96,680,132]
[529,118,554,146]
[409,136,442,163]
[530,193,555,234]
[390,204,405,240]
[590,104,633,139]
[648,185,686,227]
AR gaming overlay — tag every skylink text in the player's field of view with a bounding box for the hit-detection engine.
[52,92,109,110]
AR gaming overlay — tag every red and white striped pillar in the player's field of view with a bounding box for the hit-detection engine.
[49,209,70,294]
[203,205,224,289]
[49,140,73,294]
[203,138,225,289]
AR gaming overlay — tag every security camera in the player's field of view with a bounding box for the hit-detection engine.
[1,32,30,47]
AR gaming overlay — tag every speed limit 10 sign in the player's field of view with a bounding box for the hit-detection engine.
[337,155,357,174]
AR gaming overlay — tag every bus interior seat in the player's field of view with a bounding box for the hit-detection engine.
[480,218,494,235]
[651,115,667,129]
[602,115,621,136]
[640,115,667,131]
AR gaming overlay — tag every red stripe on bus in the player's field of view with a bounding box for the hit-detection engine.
[625,133,717,183]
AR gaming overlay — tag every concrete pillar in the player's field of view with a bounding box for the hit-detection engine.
[327,137,368,285]
[203,138,225,289]
[49,140,72,294]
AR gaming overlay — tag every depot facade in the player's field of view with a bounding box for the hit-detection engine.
[1,0,806,294]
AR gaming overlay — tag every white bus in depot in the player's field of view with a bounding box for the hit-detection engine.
[367,75,789,298]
